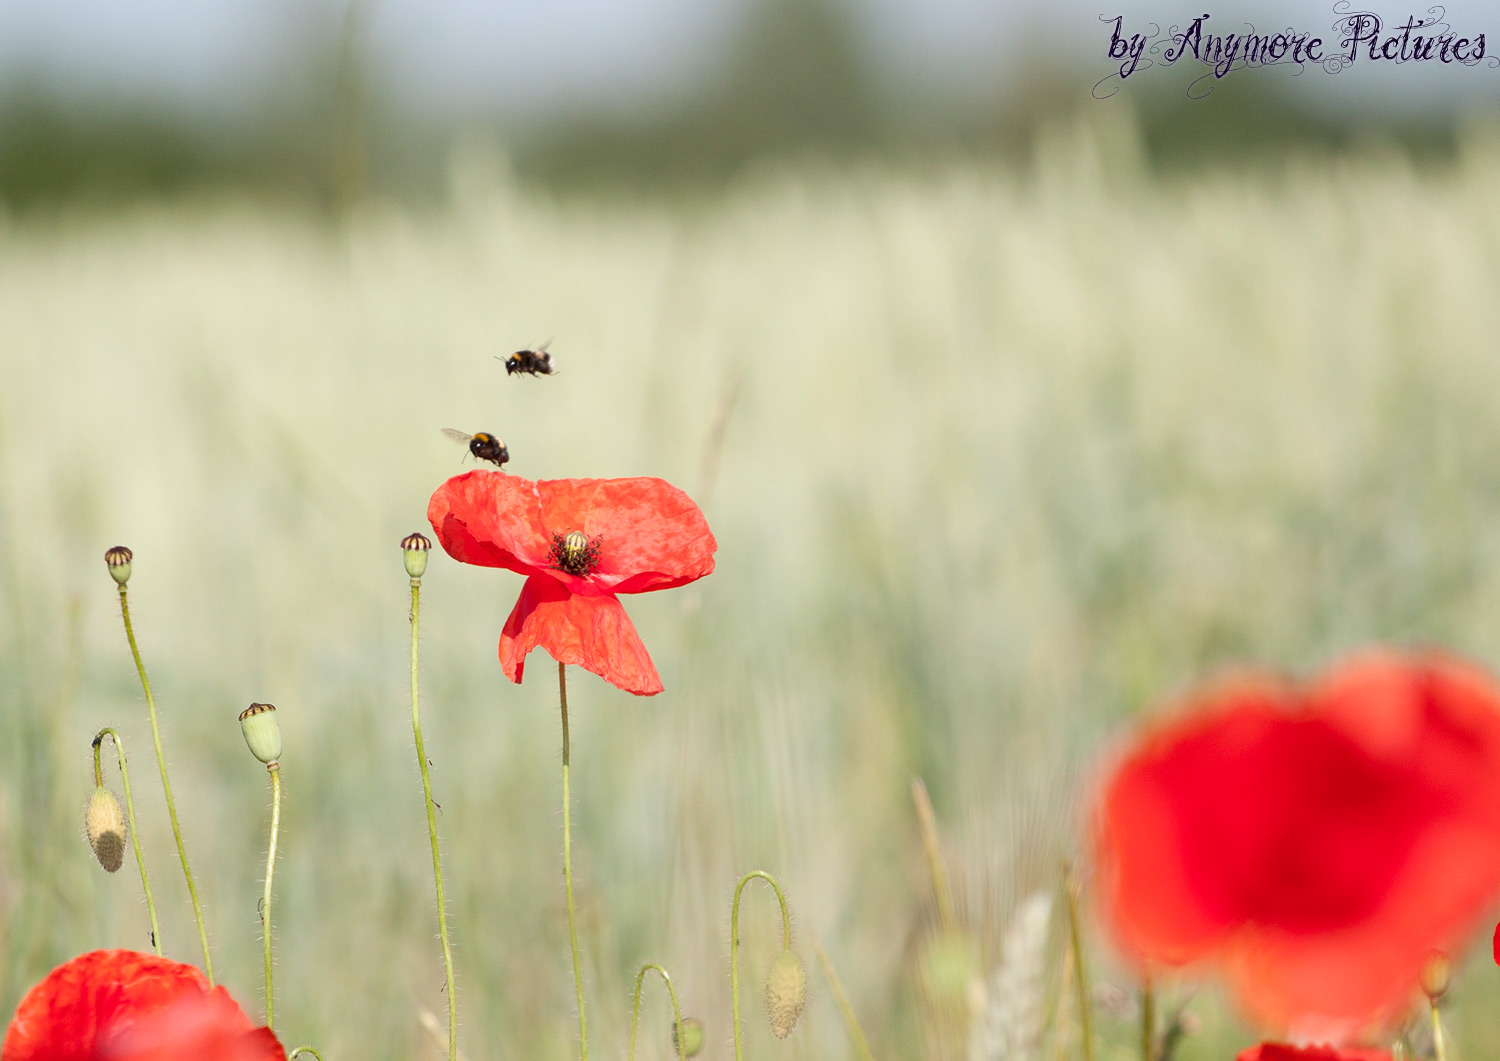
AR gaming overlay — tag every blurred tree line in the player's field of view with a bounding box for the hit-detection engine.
[0,0,1474,209]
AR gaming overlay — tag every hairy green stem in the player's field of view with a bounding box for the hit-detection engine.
[812,935,875,1061]
[1431,1000,1448,1061]
[411,579,458,1061]
[288,1049,325,1060]
[261,764,282,1028]
[628,963,686,1061]
[116,584,212,984]
[1062,861,1095,1061]
[1141,980,1155,1061]
[93,729,161,955]
[559,662,588,1061]
[730,870,792,1061]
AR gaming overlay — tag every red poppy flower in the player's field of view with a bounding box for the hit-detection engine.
[1094,651,1500,1032]
[2,950,284,1061]
[1237,1045,1392,1061]
[428,471,716,696]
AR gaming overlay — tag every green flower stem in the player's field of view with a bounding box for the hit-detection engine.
[411,578,458,1061]
[628,963,686,1061]
[1141,980,1155,1061]
[92,728,161,955]
[261,763,282,1029]
[115,585,212,984]
[1062,861,1095,1061]
[288,1048,325,1060]
[559,662,588,1061]
[1431,1000,1448,1061]
[811,935,875,1061]
[730,870,792,1061]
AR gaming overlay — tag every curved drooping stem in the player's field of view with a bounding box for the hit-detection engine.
[115,584,213,984]
[260,764,282,1029]
[92,728,161,955]
[628,963,686,1061]
[729,869,792,1061]
[559,661,588,1061]
[411,578,458,1061]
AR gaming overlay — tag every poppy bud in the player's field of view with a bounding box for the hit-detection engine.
[1421,951,1451,999]
[402,532,432,579]
[672,1017,704,1057]
[104,546,133,586]
[764,949,808,1039]
[85,786,127,872]
[239,703,282,766]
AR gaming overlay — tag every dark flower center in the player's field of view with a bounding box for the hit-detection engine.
[549,530,602,576]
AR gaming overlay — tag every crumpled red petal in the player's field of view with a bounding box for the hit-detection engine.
[2,950,282,1061]
[499,574,663,696]
[1095,651,1500,1032]
[1237,1045,1392,1061]
[428,472,716,593]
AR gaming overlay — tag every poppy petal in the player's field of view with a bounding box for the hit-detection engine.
[499,574,663,696]
[1095,651,1500,1031]
[527,477,716,594]
[428,472,715,593]
[1236,1045,1391,1061]
[428,471,554,578]
[2,950,281,1061]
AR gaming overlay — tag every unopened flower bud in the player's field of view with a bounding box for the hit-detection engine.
[402,532,432,579]
[1422,951,1451,999]
[85,787,127,872]
[104,546,133,586]
[672,1017,704,1057]
[764,949,808,1039]
[239,703,282,765]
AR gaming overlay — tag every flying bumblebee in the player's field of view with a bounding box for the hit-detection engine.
[442,428,510,470]
[500,341,557,377]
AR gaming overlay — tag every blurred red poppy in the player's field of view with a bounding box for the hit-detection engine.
[1095,652,1500,1031]
[1,950,284,1061]
[429,471,716,696]
[1237,1045,1392,1061]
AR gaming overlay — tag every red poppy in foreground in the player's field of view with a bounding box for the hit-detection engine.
[1237,1046,1392,1061]
[1095,651,1500,1032]
[429,471,716,696]
[2,950,283,1061]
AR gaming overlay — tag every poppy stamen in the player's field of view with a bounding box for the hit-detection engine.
[550,531,603,576]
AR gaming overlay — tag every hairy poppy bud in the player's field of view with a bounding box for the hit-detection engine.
[672,1017,704,1057]
[764,949,808,1039]
[104,546,133,586]
[239,703,282,766]
[85,787,127,872]
[402,532,432,579]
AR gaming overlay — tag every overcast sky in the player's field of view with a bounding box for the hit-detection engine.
[0,0,1495,116]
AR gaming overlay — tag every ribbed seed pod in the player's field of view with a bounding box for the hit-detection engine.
[402,532,432,579]
[104,546,133,586]
[239,703,283,766]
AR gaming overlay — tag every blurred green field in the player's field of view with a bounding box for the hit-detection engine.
[5,115,1500,1058]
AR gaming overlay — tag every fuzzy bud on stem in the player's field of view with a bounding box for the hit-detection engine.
[402,532,432,580]
[85,787,127,872]
[104,546,133,586]
[239,703,282,766]
[672,1018,704,1057]
[765,949,809,1039]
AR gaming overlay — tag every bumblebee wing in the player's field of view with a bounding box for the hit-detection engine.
[441,428,474,444]
[537,338,552,353]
